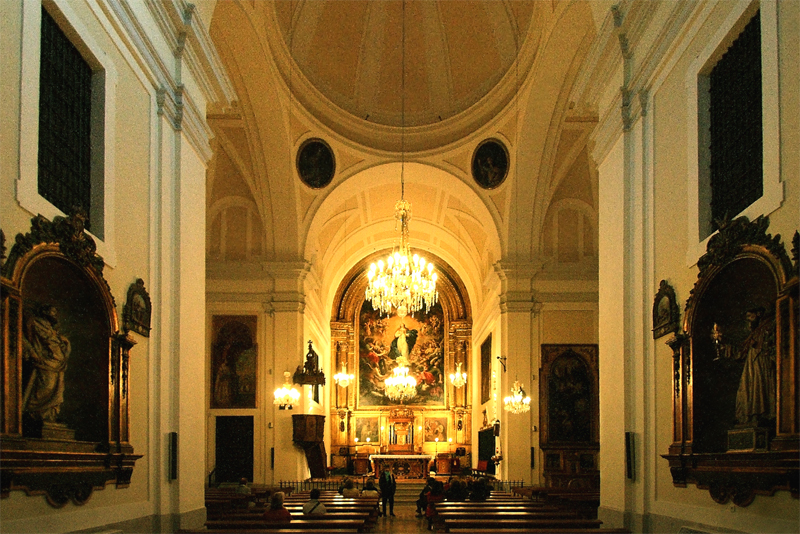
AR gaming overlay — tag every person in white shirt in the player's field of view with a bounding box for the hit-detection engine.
[302,488,327,515]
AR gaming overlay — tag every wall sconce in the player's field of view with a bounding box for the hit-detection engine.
[273,371,300,410]
[497,355,507,372]
[334,362,354,388]
[449,362,467,388]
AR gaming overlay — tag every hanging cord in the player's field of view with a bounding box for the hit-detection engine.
[400,0,406,201]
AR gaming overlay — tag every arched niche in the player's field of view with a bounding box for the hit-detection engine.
[1,214,140,507]
[327,251,472,472]
[663,216,799,507]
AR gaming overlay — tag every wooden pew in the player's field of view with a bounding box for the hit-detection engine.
[444,529,630,534]
[204,518,368,532]
[441,518,604,532]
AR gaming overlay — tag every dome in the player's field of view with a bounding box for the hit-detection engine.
[275,0,536,129]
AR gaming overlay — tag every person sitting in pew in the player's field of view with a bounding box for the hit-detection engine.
[360,479,380,498]
[468,477,491,501]
[302,488,327,515]
[262,491,292,523]
[445,478,468,501]
[416,476,435,516]
[425,481,445,531]
[341,478,360,498]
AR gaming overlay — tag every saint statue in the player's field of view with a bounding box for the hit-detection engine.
[717,307,777,427]
[22,304,71,423]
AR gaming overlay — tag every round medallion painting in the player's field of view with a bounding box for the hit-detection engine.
[471,139,509,189]
[296,138,335,189]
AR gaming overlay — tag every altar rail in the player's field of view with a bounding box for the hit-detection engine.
[278,479,524,493]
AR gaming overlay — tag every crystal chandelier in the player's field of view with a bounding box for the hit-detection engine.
[333,362,354,388]
[503,380,531,414]
[273,371,300,409]
[364,0,438,319]
[384,355,417,402]
[366,200,438,317]
[449,362,467,389]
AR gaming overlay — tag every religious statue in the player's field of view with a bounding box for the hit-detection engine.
[715,307,777,427]
[22,304,71,423]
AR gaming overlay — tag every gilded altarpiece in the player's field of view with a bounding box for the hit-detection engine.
[328,256,472,476]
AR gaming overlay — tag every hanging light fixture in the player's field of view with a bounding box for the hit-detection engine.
[384,354,417,402]
[365,0,438,320]
[333,362,354,389]
[274,371,300,410]
[503,380,531,414]
[449,362,467,389]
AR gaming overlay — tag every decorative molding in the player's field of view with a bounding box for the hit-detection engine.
[2,213,105,279]
[687,216,793,314]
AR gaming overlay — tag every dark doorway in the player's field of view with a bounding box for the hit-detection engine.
[215,416,253,483]
[477,427,496,475]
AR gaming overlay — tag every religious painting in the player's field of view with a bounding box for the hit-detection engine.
[480,335,492,405]
[424,417,447,442]
[355,416,379,444]
[122,278,151,337]
[210,315,257,409]
[652,280,680,339]
[358,300,445,406]
[296,138,335,189]
[471,139,509,189]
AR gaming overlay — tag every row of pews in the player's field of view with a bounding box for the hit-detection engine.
[433,487,630,533]
[193,488,379,533]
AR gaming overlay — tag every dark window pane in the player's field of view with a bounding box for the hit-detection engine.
[709,11,762,230]
[38,7,93,230]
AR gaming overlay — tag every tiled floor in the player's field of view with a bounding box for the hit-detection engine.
[373,500,433,533]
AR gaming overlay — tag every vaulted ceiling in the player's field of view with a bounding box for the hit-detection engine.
[206,0,605,316]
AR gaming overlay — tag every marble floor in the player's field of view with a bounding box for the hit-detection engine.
[372,500,434,533]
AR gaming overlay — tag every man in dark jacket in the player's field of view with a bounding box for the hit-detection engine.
[378,466,396,517]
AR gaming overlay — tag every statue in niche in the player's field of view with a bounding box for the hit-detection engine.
[22,304,72,424]
[713,307,777,427]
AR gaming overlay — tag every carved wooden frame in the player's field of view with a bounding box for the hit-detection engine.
[539,344,600,489]
[652,280,680,339]
[1,214,141,507]
[662,217,799,506]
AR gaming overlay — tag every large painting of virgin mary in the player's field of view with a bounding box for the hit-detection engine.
[358,301,445,407]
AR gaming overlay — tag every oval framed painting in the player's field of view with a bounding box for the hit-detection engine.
[296,138,335,189]
[471,139,509,189]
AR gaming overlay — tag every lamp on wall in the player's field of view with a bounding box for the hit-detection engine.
[334,362,354,388]
[365,0,438,319]
[274,371,300,410]
[449,362,467,388]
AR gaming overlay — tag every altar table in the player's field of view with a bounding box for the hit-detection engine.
[369,454,433,479]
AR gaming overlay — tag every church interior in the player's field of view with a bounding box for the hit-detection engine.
[1,1,798,533]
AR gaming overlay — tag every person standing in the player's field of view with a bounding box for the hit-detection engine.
[378,466,396,517]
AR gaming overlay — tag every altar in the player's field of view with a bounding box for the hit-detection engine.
[370,454,433,479]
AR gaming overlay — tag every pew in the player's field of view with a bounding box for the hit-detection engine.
[441,518,603,531]
[204,518,368,532]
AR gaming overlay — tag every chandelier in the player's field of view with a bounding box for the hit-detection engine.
[449,362,467,389]
[364,0,438,319]
[503,380,531,414]
[384,355,417,402]
[333,362,354,388]
[366,201,438,317]
[273,371,300,410]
